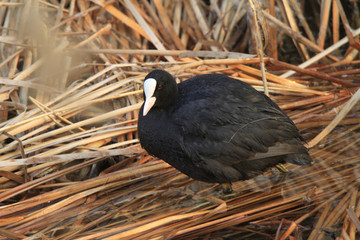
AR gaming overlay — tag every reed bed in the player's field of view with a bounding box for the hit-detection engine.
[0,0,359,239]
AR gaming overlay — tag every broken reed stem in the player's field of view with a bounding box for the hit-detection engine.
[308,87,360,147]
[249,0,269,96]
[281,27,360,78]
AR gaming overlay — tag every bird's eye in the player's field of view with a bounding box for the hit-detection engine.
[158,84,162,90]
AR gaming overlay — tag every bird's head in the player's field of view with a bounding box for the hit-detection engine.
[142,70,178,116]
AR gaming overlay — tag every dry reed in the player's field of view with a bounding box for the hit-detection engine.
[0,0,359,239]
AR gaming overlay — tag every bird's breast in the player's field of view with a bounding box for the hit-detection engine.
[138,109,182,157]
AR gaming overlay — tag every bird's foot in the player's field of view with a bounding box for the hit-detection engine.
[220,183,233,194]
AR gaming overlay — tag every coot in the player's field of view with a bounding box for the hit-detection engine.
[138,70,312,187]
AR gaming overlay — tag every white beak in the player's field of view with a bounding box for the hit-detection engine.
[143,78,157,116]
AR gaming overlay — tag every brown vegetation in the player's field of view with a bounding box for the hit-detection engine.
[0,0,359,239]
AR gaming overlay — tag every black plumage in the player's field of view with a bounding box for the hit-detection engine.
[138,70,312,184]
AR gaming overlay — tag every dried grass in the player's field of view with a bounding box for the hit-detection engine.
[0,0,359,239]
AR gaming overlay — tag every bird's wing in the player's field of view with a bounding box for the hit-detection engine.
[172,78,305,170]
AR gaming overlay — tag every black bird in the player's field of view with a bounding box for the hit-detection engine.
[138,70,312,190]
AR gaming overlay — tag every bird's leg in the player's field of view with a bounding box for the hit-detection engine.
[276,163,288,173]
[274,163,290,184]
[220,183,233,194]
